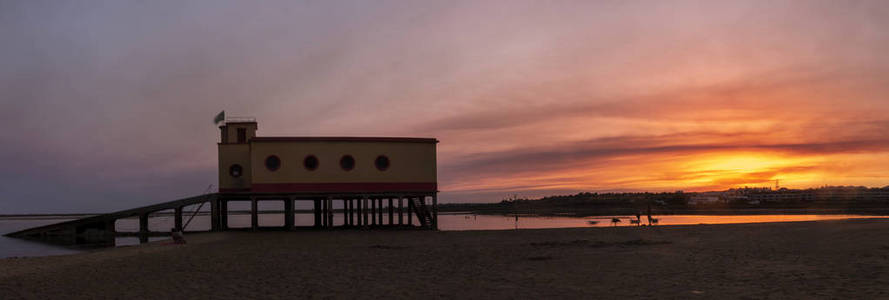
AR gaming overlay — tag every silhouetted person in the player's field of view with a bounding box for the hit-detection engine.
[647,205,653,226]
[514,214,519,230]
[171,227,186,244]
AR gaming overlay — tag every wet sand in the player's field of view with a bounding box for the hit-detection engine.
[3,219,889,299]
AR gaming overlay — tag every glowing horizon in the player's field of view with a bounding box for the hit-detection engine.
[1,0,888,212]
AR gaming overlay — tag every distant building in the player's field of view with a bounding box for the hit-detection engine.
[688,195,722,206]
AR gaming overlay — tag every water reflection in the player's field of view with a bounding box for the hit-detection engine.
[114,213,888,232]
[50,213,889,234]
[4,213,889,258]
[437,214,889,231]
[0,218,82,258]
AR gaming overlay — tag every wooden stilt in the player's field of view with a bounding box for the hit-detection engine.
[323,198,328,228]
[378,198,384,225]
[105,220,116,243]
[344,199,350,227]
[220,200,228,230]
[388,198,394,226]
[174,206,183,231]
[398,197,404,225]
[139,213,149,244]
[314,199,321,228]
[210,197,220,231]
[350,199,356,226]
[251,197,258,230]
[377,198,385,226]
[328,198,334,227]
[432,194,438,230]
[343,199,348,227]
[357,198,363,226]
[407,198,413,226]
[284,197,294,229]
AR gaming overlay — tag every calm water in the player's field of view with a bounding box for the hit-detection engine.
[2,213,888,258]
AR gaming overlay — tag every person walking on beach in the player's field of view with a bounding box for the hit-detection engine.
[647,205,653,226]
[514,214,519,230]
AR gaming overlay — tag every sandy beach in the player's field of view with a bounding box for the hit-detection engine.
[3,219,889,299]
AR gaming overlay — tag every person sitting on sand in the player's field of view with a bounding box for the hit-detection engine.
[171,227,186,244]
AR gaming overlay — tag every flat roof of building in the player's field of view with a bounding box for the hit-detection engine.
[250,136,438,143]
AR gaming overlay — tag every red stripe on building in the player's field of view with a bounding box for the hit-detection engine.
[250,136,438,143]
[238,182,437,193]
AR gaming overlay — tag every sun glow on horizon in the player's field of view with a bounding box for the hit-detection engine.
[440,148,889,196]
[677,152,824,190]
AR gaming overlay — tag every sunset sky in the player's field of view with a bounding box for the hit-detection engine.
[1,0,888,213]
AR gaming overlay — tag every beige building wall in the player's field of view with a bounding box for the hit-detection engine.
[249,141,436,184]
[218,144,252,191]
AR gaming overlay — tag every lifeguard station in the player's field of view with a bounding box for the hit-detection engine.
[216,117,439,230]
[6,117,439,246]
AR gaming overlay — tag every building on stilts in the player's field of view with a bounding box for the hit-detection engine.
[215,117,438,231]
[5,117,438,246]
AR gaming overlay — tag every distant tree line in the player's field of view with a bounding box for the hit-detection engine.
[439,185,889,215]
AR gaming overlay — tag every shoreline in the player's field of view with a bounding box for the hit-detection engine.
[442,207,889,217]
[4,207,889,220]
[3,219,889,298]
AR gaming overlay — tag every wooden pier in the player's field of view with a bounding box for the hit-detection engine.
[5,192,437,247]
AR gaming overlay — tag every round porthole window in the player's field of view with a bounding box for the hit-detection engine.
[304,155,319,171]
[265,155,281,171]
[229,164,243,178]
[339,155,355,171]
[375,155,390,171]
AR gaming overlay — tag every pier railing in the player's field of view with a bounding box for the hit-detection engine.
[4,193,218,246]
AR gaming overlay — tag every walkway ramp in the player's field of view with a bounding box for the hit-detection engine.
[4,193,218,246]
